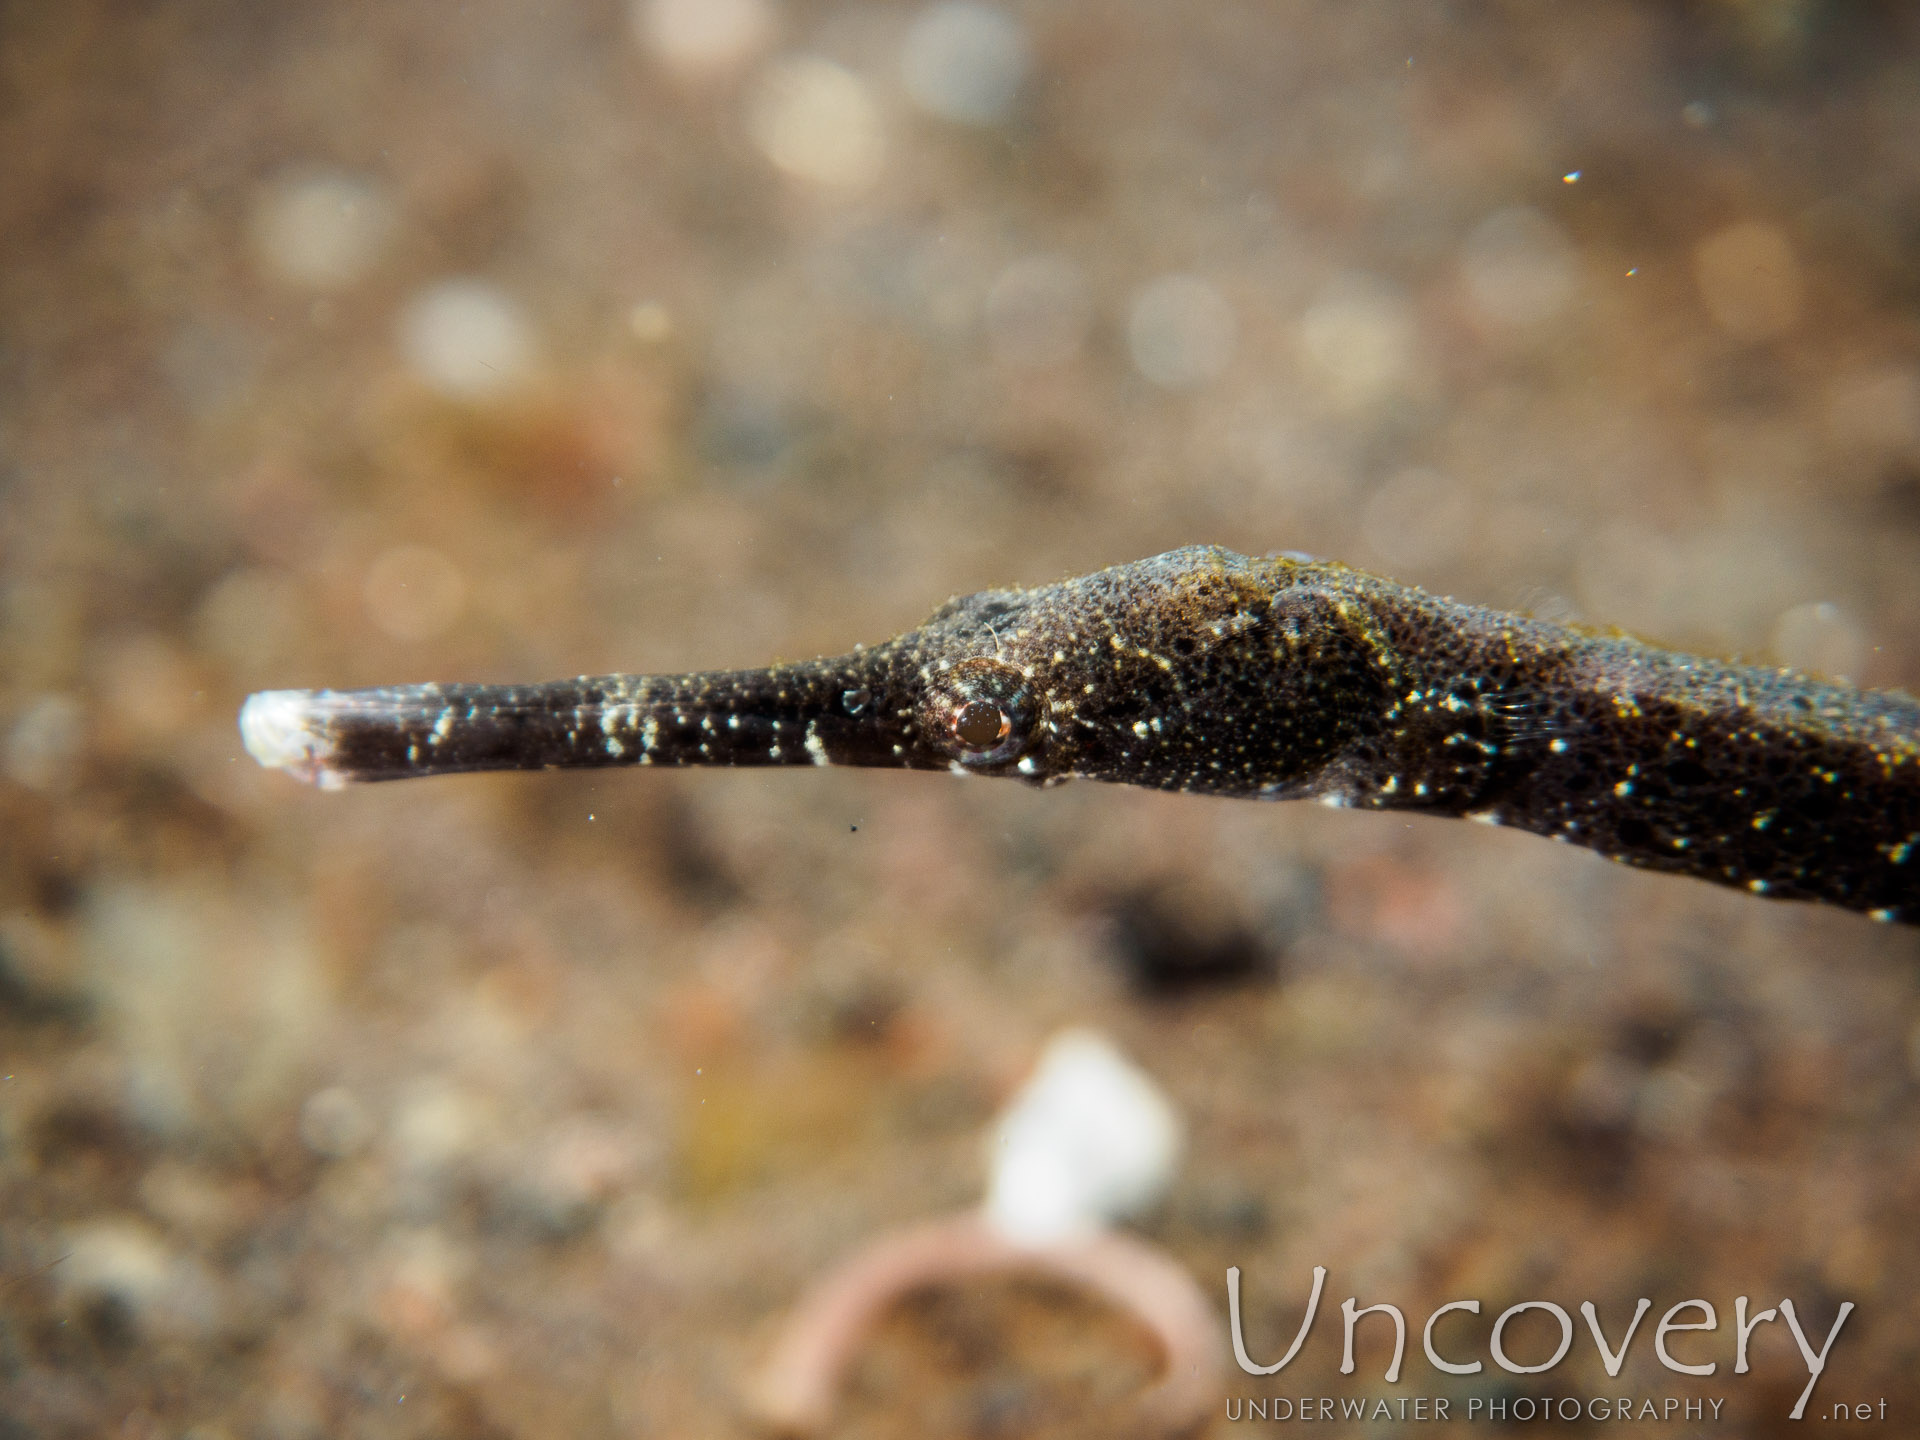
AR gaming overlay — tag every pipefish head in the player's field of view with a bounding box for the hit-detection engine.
[884,546,1318,790]
[884,584,1056,779]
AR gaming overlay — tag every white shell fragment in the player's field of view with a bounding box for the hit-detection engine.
[983,1028,1183,1244]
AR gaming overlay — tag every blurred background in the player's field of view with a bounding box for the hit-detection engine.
[4,0,1920,1435]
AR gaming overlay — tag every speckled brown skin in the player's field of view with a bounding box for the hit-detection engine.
[244,546,1920,923]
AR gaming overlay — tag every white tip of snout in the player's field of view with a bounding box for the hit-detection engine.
[239,690,342,787]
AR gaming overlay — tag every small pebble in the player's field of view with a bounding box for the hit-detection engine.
[1459,205,1578,330]
[1296,274,1413,407]
[513,1115,645,1231]
[375,1227,468,1338]
[248,170,394,290]
[59,1221,190,1335]
[1128,274,1236,390]
[748,57,885,191]
[390,1076,489,1177]
[5,693,83,791]
[900,2,1030,127]
[633,0,773,74]
[398,278,538,401]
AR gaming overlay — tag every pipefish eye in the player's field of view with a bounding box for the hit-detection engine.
[934,656,1039,768]
[954,699,1008,749]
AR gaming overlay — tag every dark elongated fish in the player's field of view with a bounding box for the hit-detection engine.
[241,546,1919,923]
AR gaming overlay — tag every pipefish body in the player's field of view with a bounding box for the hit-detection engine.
[240,546,1920,924]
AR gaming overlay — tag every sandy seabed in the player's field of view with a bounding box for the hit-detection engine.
[3,2,1919,1436]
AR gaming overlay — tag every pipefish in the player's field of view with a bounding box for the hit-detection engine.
[240,545,1920,924]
